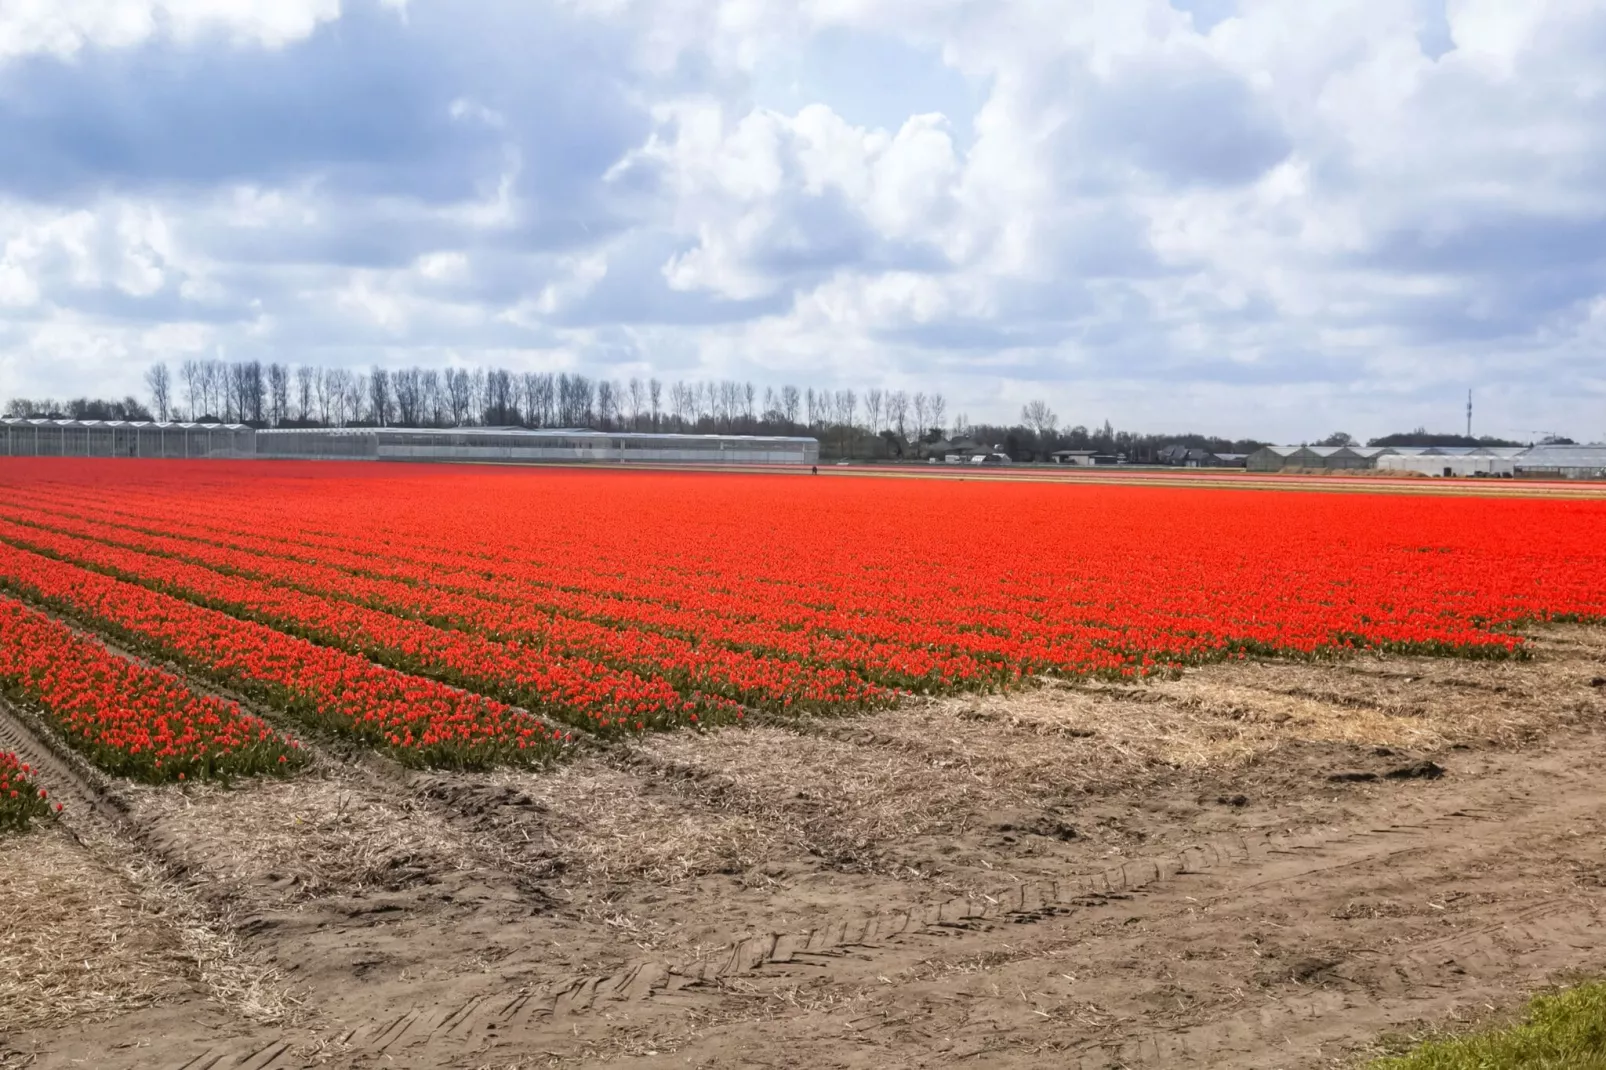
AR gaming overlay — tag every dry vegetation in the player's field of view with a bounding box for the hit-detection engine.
[126,765,475,908]
[0,825,190,1034]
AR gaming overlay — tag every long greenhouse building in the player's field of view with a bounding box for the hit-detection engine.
[0,419,819,466]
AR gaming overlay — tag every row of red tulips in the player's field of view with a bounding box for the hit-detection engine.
[0,507,871,714]
[0,595,302,783]
[0,494,936,697]
[0,517,740,733]
[3,490,1134,686]
[0,541,572,769]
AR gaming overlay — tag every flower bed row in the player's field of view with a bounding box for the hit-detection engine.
[0,495,1053,691]
[0,595,302,783]
[0,516,737,733]
[0,495,921,698]
[14,480,1543,677]
[0,542,571,769]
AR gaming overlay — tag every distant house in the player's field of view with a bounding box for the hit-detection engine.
[1050,450,1098,466]
[1160,445,1248,468]
[922,435,983,462]
[1157,444,1191,466]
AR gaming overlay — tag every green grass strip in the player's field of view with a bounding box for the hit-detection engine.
[1367,982,1606,1070]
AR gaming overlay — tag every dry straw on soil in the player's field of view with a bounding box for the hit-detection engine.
[491,761,783,886]
[466,625,1606,891]
[0,824,190,1034]
[127,766,475,905]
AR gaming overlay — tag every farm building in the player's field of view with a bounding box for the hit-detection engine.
[1513,444,1606,480]
[1246,445,1390,471]
[1157,446,1250,468]
[1375,447,1523,478]
[0,418,254,458]
[1245,442,1606,480]
[255,426,820,465]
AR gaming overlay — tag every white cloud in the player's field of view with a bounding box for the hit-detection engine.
[3,0,1606,440]
[0,0,343,63]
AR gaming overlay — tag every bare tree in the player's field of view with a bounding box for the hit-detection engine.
[1021,399,1058,438]
[314,367,334,424]
[466,368,486,425]
[393,367,422,426]
[668,381,691,430]
[144,363,172,421]
[519,372,540,428]
[222,362,243,422]
[717,380,740,431]
[928,393,946,439]
[836,389,857,430]
[246,361,266,423]
[533,372,555,427]
[347,372,369,426]
[294,365,314,423]
[886,390,909,441]
[560,374,595,427]
[648,378,662,430]
[369,368,392,426]
[596,380,617,430]
[421,369,444,426]
[625,378,645,430]
[174,358,197,417]
[864,388,883,435]
[445,368,473,426]
[266,363,290,426]
[780,385,800,427]
[911,392,928,442]
[325,368,351,425]
[694,381,711,427]
[201,360,225,420]
[483,368,516,425]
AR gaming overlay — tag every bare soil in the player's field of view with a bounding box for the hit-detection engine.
[2,626,1604,1069]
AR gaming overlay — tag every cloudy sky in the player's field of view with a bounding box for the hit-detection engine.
[0,0,1602,441]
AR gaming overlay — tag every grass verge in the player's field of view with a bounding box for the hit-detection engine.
[1367,982,1606,1069]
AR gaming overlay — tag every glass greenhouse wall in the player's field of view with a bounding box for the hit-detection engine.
[0,420,819,466]
[0,420,255,458]
[255,428,820,465]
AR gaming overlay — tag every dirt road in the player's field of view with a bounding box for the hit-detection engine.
[3,630,1604,1069]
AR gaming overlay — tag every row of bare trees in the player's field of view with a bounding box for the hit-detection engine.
[7,363,1277,463]
[131,360,957,443]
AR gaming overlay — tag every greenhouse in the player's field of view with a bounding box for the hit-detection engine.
[258,426,820,465]
[0,418,255,458]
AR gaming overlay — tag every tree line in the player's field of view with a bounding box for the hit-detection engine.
[3,358,1279,461]
[8,360,964,442]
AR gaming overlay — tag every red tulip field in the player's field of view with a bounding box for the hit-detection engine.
[4,458,1605,1069]
[0,459,1601,744]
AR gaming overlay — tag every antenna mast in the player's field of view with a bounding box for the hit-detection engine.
[1466,389,1473,439]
